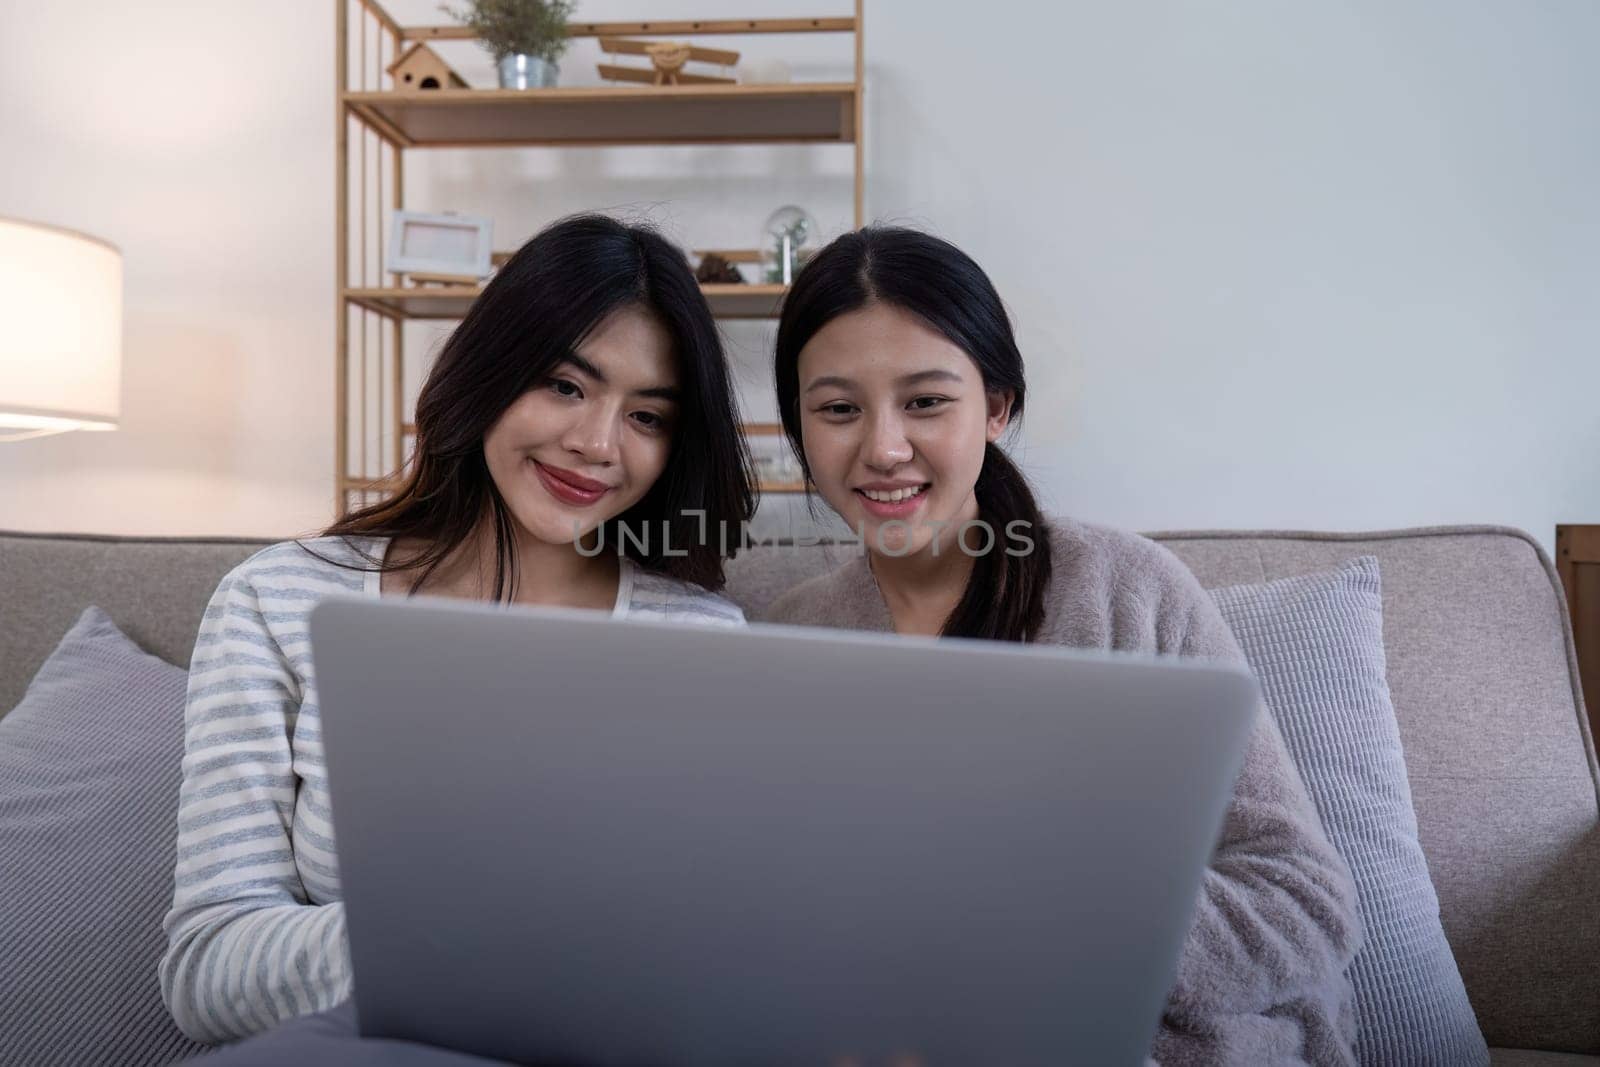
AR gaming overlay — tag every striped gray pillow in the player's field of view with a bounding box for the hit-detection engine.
[1211,557,1487,1066]
[0,607,208,1066]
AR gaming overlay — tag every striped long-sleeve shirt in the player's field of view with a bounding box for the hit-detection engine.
[159,536,744,1044]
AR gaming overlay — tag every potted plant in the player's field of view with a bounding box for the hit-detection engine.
[442,0,576,89]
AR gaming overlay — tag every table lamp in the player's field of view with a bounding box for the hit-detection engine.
[0,216,122,442]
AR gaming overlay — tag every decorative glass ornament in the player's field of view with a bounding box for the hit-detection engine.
[760,205,818,285]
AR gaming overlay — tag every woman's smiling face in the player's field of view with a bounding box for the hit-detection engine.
[796,301,1012,557]
[482,304,680,547]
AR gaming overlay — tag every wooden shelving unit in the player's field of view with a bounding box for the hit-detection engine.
[336,1,865,513]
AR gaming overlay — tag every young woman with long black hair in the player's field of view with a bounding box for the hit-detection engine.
[160,214,754,1046]
[764,227,1362,1065]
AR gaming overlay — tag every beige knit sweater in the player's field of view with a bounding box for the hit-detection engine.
[762,517,1362,1066]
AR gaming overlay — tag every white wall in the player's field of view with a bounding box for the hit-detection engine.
[0,0,1595,549]
[0,1,335,536]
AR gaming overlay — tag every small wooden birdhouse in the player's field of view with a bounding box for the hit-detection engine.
[386,43,468,91]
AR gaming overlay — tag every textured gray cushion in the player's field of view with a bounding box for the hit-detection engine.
[1211,556,1487,1066]
[0,607,207,1066]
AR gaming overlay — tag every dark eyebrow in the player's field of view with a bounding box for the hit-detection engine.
[558,354,680,403]
[803,369,963,394]
[899,370,963,387]
[803,374,855,394]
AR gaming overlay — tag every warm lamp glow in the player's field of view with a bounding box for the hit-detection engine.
[0,217,123,438]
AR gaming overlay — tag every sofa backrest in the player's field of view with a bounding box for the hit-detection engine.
[1,532,271,713]
[3,524,1594,1051]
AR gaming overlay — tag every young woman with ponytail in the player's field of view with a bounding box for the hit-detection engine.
[763,227,1363,1066]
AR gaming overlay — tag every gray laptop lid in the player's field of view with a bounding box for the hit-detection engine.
[309,597,1258,1067]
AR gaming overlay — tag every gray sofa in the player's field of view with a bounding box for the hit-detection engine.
[2,525,1595,1064]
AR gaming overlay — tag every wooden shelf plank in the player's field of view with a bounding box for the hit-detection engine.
[346,286,477,319]
[343,84,857,147]
[404,18,857,41]
[345,283,787,321]
[699,283,788,318]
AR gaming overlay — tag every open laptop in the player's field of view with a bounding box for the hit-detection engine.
[307,596,1259,1067]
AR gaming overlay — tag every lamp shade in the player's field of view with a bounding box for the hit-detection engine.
[0,217,122,433]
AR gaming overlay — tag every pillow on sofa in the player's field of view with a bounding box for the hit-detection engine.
[1211,557,1488,1066]
[0,607,207,1066]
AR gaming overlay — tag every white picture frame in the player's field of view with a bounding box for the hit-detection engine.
[385,211,493,281]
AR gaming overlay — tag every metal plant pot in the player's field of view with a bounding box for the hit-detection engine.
[497,54,558,89]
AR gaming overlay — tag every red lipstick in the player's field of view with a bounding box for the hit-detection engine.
[533,461,612,508]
